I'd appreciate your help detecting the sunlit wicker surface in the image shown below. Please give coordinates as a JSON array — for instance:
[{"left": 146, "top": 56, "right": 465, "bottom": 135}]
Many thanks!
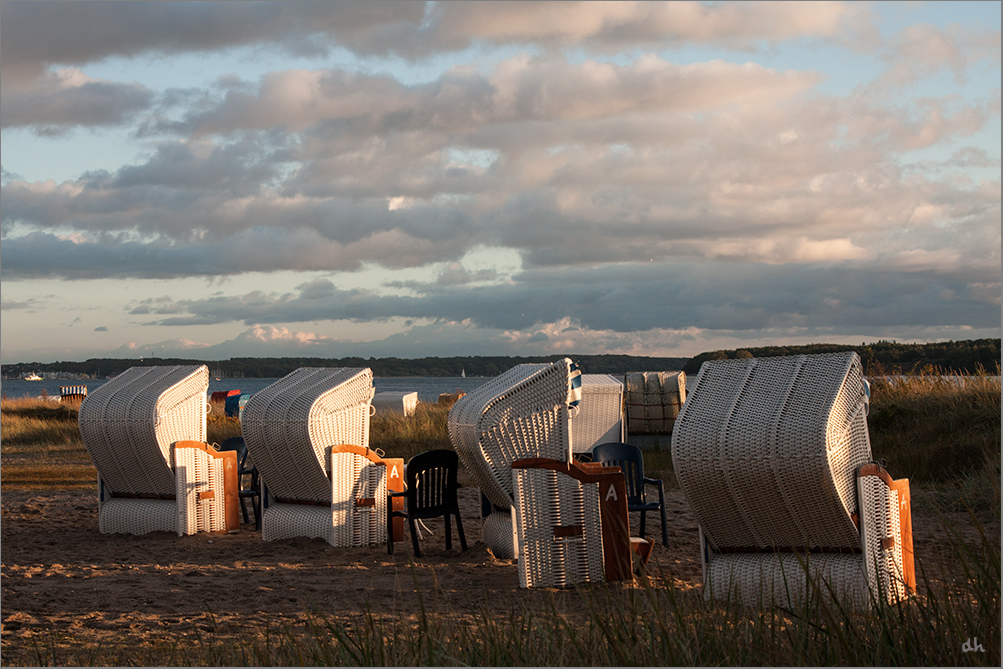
[
  {"left": 513, "top": 466, "right": 605, "bottom": 588},
  {"left": 449, "top": 359, "right": 577, "bottom": 511},
  {"left": 331, "top": 447, "right": 388, "bottom": 547},
  {"left": 672, "top": 352, "right": 871, "bottom": 551},
  {"left": 858, "top": 471, "right": 908, "bottom": 602},
  {"left": 79, "top": 365, "right": 209, "bottom": 497},
  {"left": 176, "top": 443, "right": 230, "bottom": 535},
  {"left": 572, "top": 374, "right": 624, "bottom": 453},
  {"left": 242, "top": 367, "right": 374, "bottom": 505}
]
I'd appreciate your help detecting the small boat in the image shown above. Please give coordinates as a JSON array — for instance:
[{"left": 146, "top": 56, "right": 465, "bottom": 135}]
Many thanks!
[
  {"left": 23, "top": 373, "right": 43, "bottom": 381},
  {"left": 461, "top": 368, "right": 466, "bottom": 378}
]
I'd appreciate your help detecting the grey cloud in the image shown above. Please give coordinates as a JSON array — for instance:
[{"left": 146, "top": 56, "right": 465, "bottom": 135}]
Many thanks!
[
  {"left": 1, "top": 1, "right": 874, "bottom": 85},
  {"left": 1, "top": 73, "right": 152, "bottom": 133},
  {"left": 0, "top": 1, "right": 427, "bottom": 82},
  {"left": 129, "top": 261, "right": 1001, "bottom": 336},
  {"left": 94, "top": 326, "right": 109, "bottom": 332}
]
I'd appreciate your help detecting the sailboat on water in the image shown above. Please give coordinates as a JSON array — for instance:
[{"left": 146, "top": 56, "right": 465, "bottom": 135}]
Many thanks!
[{"left": 461, "top": 368, "right": 466, "bottom": 378}]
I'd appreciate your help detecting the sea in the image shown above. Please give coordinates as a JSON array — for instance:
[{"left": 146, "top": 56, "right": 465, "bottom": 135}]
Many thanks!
[{"left": 1, "top": 376, "right": 492, "bottom": 403}]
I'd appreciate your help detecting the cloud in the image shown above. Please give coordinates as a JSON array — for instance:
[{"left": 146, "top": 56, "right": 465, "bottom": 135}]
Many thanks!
[
  {"left": 94, "top": 326, "right": 109, "bottom": 332},
  {"left": 1, "top": 68, "right": 152, "bottom": 134},
  {"left": 1, "top": 1, "right": 875, "bottom": 85},
  {"left": 123, "top": 260, "right": 999, "bottom": 337}
]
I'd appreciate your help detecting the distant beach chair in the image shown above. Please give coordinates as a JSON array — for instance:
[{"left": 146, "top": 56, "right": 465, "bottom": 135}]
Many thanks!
[
  {"left": 671, "top": 351, "right": 915, "bottom": 608},
  {"left": 572, "top": 374, "right": 625, "bottom": 454},
  {"left": 78, "top": 365, "right": 239, "bottom": 536},
  {"left": 241, "top": 367, "right": 404, "bottom": 546}
]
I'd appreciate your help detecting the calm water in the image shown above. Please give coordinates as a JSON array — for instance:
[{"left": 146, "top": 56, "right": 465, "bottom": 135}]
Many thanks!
[{"left": 1, "top": 376, "right": 492, "bottom": 403}]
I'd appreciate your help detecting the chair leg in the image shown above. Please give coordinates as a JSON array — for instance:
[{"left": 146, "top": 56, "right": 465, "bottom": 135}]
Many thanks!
[
  {"left": 659, "top": 504, "right": 668, "bottom": 548},
  {"left": 387, "top": 510, "right": 395, "bottom": 555},
  {"left": 410, "top": 517, "right": 422, "bottom": 557},
  {"left": 640, "top": 510, "right": 647, "bottom": 538},
  {"left": 454, "top": 509, "right": 467, "bottom": 552},
  {"left": 444, "top": 513, "right": 453, "bottom": 551}
]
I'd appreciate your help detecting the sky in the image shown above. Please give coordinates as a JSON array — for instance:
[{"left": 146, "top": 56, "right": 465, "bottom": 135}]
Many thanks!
[{"left": 1, "top": 1, "right": 1000, "bottom": 365}]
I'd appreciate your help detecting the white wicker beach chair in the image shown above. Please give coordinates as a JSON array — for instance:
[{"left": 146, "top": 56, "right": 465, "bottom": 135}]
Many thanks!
[
  {"left": 572, "top": 374, "right": 624, "bottom": 454},
  {"left": 449, "top": 359, "right": 581, "bottom": 556},
  {"left": 671, "top": 351, "right": 915, "bottom": 608},
  {"left": 511, "top": 458, "right": 641, "bottom": 588},
  {"left": 241, "top": 367, "right": 403, "bottom": 547},
  {"left": 78, "top": 365, "right": 239, "bottom": 536}
]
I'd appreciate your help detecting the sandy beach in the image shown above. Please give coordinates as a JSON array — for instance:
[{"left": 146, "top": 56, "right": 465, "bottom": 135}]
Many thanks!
[{"left": 1, "top": 479, "right": 994, "bottom": 665}]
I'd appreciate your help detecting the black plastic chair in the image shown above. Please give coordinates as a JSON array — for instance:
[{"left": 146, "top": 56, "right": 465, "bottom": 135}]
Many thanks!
[
  {"left": 388, "top": 449, "right": 467, "bottom": 557},
  {"left": 219, "top": 436, "right": 261, "bottom": 530},
  {"left": 591, "top": 442, "right": 668, "bottom": 547}
]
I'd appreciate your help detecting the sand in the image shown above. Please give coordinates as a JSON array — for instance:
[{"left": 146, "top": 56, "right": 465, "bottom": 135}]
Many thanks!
[{"left": 0, "top": 483, "right": 993, "bottom": 664}]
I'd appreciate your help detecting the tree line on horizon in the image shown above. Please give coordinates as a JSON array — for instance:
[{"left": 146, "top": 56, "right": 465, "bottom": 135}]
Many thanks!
[{"left": 2, "top": 339, "right": 998, "bottom": 379}]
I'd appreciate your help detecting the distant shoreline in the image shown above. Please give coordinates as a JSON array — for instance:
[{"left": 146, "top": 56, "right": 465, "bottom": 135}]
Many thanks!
[{"left": 1, "top": 338, "right": 998, "bottom": 379}]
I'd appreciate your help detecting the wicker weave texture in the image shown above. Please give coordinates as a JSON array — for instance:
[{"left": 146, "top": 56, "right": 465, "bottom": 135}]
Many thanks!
[
  {"left": 858, "top": 473, "right": 907, "bottom": 603},
  {"left": 176, "top": 446, "right": 229, "bottom": 536},
  {"left": 262, "top": 503, "right": 334, "bottom": 542},
  {"left": 482, "top": 510, "right": 516, "bottom": 559},
  {"left": 242, "top": 368, "right": 374, "bottom": 504},
  {"left": 572, "top": 374, "right": 624, "bottom": 453},
  {"left": 98, "top": 498, "right": 178, "bottom": 535},
  {"left": 449, "top": 360, "right": 576, "bottom": 510},
  {"left": 79, "top": 365, "right": 209, "bottom": 497},
  {"left": 513, "top": 467, "right": 605, "bottom": 588},
  {"left": 672, "top": 352, "right": 871, "bottom": 551},
  {"left": 626, "top": 371, "right": 686, "bottom": 435},
  {"left": 705, "top": 552, "right": 870, "bottom": 609},
  {"left": 331, "top": 451, "right": 388, "bottom": 547}
]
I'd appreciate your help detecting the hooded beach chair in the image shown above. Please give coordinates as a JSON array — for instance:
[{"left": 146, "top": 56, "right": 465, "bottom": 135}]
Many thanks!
[
  {"left": 241, "top": 367, "right": 404, "bottom": 547},
  {"left": 671, "top": 351, "right": 915, "bottom": 609},
  {"left": 449, "top": 359, "right": 581, "bottom": 557},
  {"left": 78, "top": 365, "right": 239, "bottom": 536}
]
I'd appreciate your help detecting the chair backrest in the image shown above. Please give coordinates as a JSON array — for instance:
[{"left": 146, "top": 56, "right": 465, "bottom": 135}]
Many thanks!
[
  {"left": 218, "top": 436, "right": 249, "bottom": 471},
  {"left": 405, "top": 449, "right": 460, "bottom": 515},
  {"left": 79, "top": 365, "right": 209, "bottom": 496},
  {"left": 241, "top": 367, "right": 374, "bottom": 504},
  {"left": 449, "top": 359, "right": 580, "bottom": 509},
  {"left": 591, "top": 442, "right": 645, "bottom": 506},
  {"left": 671, "top": 351, "right": 871, "bottom": 552}
]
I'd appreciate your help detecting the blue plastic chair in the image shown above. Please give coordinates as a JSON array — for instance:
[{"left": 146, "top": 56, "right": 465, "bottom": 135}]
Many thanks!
[{"left": 591, "top": 442, "right": 668, "bottom": 547}]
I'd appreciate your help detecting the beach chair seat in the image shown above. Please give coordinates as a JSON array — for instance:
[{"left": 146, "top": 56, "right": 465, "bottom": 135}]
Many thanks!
[
  {"left": 448, "top": 359, "right": 581, "bottom": 556},
  {"left": 79, "top": 365, "right": 239, "bottom": 536},
  {"left": 241, "top": 368, "right": 403, "bottom": 546},
  {"left": 671, "top": 351, "right": 914, "bottom": 608}
]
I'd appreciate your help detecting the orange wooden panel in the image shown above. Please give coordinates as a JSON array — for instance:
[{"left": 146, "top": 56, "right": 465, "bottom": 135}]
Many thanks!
[
  {"left": 889, "top": 477, "right": 915, "bottom": 593},
  {"left": 384, "top": 457, "right": 405, "bottom": 542}
]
